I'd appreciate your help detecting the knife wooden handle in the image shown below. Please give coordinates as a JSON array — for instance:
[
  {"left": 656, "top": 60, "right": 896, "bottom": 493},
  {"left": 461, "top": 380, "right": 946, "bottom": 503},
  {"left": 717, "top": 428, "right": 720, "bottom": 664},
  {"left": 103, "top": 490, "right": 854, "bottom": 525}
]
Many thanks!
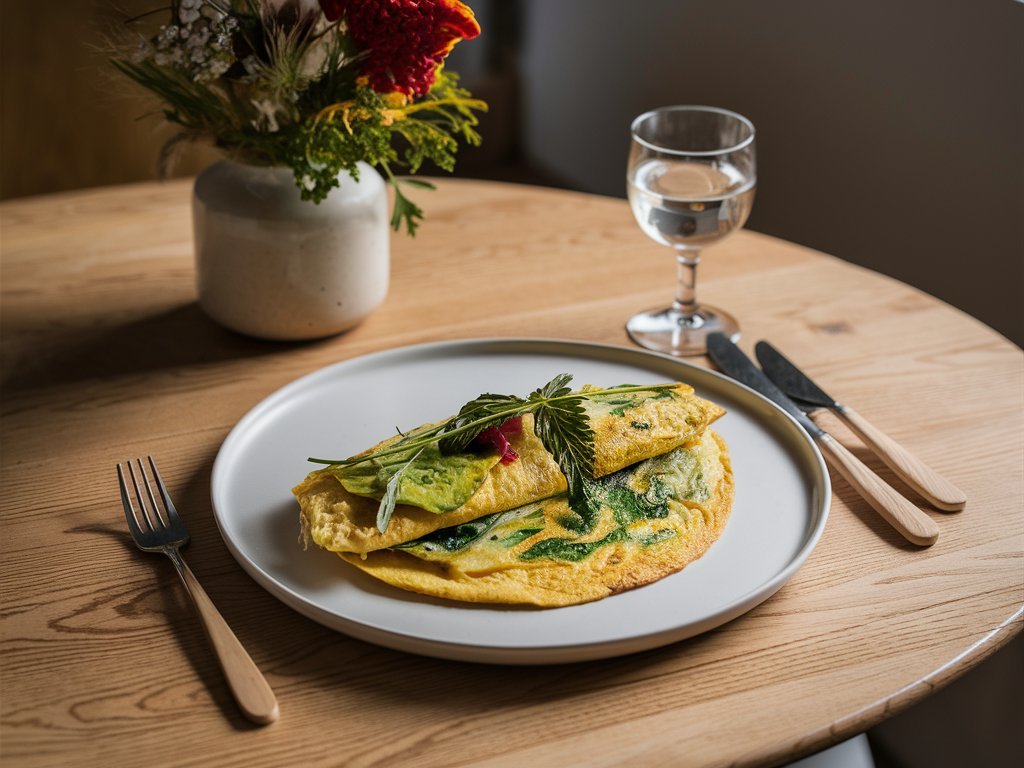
[
  {"left": 816, "top": 434, "right": 939, "bottom": 546},
  {"left": 837, "top": 406, "right": 967, "bottom": 511}
]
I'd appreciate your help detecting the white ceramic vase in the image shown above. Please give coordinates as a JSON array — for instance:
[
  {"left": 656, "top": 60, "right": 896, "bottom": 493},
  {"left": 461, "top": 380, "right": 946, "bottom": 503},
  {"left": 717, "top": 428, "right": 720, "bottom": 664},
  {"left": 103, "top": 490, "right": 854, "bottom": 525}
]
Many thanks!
[{"left": 192, "top": 159, "right": 389, "bottom": 341}]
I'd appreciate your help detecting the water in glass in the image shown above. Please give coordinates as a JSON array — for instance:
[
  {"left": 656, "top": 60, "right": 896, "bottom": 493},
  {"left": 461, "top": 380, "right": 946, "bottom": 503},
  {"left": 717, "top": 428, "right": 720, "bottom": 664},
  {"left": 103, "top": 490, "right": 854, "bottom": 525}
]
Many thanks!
[{"left": 624, "top": 106, "right": 756, "bottom": 356}]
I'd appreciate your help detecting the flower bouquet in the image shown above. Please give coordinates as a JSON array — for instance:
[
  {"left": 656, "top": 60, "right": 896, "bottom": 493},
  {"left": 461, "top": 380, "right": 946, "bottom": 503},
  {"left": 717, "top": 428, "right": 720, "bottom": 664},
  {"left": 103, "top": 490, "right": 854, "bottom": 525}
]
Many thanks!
[{"left": 111, "top": 0, "right": 486, "bottom": 234}]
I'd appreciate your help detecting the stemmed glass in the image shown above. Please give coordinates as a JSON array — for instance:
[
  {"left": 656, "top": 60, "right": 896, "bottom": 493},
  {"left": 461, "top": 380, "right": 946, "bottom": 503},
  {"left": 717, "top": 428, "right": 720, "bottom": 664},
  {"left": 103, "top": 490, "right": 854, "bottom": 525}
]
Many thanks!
[{"left": 626, "top": 105, "right": 756, "bottom": 356}]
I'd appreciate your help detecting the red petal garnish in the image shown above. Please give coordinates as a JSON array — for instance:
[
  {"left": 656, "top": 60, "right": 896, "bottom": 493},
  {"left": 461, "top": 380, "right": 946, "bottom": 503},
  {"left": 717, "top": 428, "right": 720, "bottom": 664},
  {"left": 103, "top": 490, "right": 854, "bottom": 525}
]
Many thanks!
[
  {"left": 473, "top": 420, "right": 520, "bottom": 464},
  {"left": 498, "top": 446, "right": 519, "bottom": 464},
  {"left": 499, "top": 415, "right": 523, "bottom": 436}
]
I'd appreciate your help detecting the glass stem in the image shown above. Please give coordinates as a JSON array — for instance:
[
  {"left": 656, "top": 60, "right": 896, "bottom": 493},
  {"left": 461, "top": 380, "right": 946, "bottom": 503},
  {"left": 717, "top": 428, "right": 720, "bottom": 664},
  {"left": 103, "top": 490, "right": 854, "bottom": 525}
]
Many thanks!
[{"left": 673, "top": 249, "right": 701, "bottom": 317}]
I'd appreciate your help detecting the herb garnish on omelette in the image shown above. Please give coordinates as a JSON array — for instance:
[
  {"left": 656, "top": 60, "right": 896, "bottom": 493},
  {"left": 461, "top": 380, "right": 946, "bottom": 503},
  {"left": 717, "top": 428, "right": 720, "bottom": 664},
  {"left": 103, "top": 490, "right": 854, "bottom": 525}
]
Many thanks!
[{"left": 293, "top": 374, "right": 733, "bottom": 606}]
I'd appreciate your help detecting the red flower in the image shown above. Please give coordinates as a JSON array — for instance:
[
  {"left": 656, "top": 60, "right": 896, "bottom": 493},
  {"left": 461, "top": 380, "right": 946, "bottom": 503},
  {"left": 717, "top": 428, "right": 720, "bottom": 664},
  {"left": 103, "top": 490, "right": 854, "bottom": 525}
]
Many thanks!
[
  {"left": 319, "top": 0, "right": 344, "bottom": 20},
  {"left": 326, "top": 0, "right": 480, "bottom": 95}
]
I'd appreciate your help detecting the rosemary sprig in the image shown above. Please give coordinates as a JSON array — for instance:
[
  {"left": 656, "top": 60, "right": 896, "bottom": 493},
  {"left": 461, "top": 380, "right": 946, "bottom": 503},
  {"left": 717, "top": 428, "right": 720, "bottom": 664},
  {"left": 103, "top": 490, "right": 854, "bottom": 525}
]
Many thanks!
[{"left": 307, "top": 376, "right": 677, "bottom": 531}]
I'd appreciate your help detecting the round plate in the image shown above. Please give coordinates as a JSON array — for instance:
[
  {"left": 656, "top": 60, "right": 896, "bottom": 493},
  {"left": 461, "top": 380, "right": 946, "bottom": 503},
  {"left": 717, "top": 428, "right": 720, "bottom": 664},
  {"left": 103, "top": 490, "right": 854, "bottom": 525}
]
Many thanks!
[{"left": 211, "top": 339, "right": 830, "bottom": 664}]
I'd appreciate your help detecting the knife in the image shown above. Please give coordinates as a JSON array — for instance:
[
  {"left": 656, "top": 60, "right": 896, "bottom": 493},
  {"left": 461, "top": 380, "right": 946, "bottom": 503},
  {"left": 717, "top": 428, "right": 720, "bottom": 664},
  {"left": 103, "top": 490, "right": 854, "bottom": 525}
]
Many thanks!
[
  {"left": 755, "top": 341, "right": 967, "bottom": 512},
  {"left": 706, "top": 333, "right": 938, "bottom": 546}
]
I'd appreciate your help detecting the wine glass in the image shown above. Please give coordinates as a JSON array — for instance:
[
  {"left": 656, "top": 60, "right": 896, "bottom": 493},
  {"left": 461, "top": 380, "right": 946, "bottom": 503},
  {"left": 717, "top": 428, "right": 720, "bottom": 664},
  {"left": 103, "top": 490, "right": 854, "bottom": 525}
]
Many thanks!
[{"left": 626, "top": 105, "right": 756, "bottom": 356}]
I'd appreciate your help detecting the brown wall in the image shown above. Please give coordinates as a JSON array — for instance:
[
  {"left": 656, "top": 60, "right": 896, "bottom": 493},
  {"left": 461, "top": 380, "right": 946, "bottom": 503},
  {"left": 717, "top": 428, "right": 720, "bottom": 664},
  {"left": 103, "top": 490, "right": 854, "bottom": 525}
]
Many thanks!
[{"left": 0, "top": 0, "right": 219, "bottom": 200}]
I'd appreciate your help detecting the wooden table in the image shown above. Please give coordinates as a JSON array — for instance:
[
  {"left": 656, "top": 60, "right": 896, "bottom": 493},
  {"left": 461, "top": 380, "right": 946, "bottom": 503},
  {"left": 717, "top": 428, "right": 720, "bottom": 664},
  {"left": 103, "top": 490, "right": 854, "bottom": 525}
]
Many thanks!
[{"left": 2, "top": 179, "right": 1021, "bottom": 767}]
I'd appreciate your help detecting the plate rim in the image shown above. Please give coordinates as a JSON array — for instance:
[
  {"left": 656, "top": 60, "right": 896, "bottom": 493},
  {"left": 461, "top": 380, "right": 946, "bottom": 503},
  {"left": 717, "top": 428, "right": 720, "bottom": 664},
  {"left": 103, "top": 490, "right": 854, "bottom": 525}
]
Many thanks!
[{"left": 211, "top": 337, "right": 831, "bottom": 664}]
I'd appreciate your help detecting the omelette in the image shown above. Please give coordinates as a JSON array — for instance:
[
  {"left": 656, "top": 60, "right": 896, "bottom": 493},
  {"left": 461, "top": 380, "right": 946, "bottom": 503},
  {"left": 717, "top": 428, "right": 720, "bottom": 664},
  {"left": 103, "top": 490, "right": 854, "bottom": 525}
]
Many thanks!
[
  {"left": 340, "top": 430, "right": 733, "bottom": 607},
  {"left": 294, "top": 378, "right": 733, "bottom": 606}
]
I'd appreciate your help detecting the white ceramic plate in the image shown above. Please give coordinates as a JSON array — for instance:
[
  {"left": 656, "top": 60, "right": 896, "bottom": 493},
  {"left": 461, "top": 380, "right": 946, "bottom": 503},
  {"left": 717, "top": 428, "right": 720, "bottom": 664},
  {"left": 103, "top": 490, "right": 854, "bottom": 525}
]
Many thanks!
[{"left": 211, "top": 339, "right": 830, "bottom": 664}]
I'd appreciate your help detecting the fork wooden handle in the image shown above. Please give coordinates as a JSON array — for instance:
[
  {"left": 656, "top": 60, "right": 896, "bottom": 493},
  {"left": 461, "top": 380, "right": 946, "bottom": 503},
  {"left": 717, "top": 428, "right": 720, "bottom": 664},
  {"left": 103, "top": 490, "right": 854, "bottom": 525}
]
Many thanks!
[
  {"left": 171, "top": 552, "right": 280, "bottom": 725},
  {"left": 837, "top": 405, "right": 967, "bottom": 511},
  {"left": 817, "top": 434, "right": 939, "bottom": 547}
]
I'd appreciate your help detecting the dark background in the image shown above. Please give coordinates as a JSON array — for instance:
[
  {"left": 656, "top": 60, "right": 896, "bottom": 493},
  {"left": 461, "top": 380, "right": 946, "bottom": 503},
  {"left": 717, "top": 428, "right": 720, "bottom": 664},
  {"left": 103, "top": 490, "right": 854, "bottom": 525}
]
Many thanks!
[
  {"left": 444, "top": 0, "right": 1023, "bottom": 348},
  {"left": 2, "top": 2, "right": 1022, "bottom": 765}
]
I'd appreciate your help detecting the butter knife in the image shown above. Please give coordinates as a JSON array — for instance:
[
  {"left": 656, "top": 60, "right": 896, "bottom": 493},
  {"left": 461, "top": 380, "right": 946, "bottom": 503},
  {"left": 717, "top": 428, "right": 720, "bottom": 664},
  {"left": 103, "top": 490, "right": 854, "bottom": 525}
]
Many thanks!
[
  {"left": 707, "top": 333, "right": 939, "bottom": 546},
  {"left": 755, "top": 341, "right": 966, "bottom": 512}
]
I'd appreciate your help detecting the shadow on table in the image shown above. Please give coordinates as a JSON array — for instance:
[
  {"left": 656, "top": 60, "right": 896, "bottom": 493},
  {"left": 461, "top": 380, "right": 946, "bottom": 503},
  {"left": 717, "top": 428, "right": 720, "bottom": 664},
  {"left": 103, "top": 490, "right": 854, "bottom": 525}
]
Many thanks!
[
  {"left": 2, "top": 303, "right": 308, "bottom": 394},
  {"left": 826, "top": 443, "right": 965, "bottom": 552}
]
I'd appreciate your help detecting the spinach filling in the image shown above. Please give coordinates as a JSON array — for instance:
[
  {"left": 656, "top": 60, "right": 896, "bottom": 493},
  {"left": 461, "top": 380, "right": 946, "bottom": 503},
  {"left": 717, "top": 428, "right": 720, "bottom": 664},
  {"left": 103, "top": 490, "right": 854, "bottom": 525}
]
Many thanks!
[
  {"left": 396, "top": 505, "right": 546, "bottom": 553},
  {"left": 395, "top": 444, "right": 709, "bottom": 563}
]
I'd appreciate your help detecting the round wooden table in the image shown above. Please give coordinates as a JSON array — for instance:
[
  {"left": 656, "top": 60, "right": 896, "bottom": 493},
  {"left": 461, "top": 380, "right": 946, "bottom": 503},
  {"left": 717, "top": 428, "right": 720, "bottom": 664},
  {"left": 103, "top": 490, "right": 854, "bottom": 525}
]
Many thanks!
[{"left": 1, "top": 178, "right": 1021, "bottom": 767}]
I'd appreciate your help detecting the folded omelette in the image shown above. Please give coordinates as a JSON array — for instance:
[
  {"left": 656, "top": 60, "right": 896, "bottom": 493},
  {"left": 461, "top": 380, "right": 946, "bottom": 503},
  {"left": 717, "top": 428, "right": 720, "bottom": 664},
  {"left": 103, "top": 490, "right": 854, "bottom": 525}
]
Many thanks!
[
  {"left": 341, "top": 430, "right": 733, "bottom": 607},
  {"left": 294, "top": 381, "right": 732, "bottom": 606}
]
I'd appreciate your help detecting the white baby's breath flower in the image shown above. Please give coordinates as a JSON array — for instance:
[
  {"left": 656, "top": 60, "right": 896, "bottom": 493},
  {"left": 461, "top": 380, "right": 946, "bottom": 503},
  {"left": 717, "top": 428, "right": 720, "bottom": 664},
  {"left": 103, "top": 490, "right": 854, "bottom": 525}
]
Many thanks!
[
  {"left": 301, "top": 174, "right": 316, "bottom": 191},
  {"left": 179, "top": 0, "right": 203, "bottom": 25},
  {"left": 214, "top": 18, "right": 238, "bottom": 48},
  {"left": 154, "top": 48, "right": 185, "bottom": 67},
  {"left": 200, "top": 0, "right": 228, "bottom": 22},
  {"left": 186, "top": 25, "right": 211, "bottom": 52},
  {"left": 148, "top": 8, "right": 239, "bottom": 83},
  {"left": 207, "top": 58, "right": 232, "bottom": 79},
  {"left": 157, "top": 24, "right": 178, "bottom": 46}
]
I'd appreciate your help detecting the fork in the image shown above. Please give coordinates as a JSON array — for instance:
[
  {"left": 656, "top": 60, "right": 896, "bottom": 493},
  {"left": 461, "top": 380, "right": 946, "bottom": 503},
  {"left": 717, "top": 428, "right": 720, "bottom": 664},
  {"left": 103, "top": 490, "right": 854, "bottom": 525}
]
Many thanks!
[{"left": 118, "top": 456, "right": 279, "bottom": 725}]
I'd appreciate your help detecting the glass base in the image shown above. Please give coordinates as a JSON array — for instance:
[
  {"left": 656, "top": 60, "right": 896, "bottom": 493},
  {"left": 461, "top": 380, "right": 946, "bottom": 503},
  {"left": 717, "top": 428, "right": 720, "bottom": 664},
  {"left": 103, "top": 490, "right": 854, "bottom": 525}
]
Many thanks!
[{"left": 626, "top": 304, "right": 740, "bottom": 356}]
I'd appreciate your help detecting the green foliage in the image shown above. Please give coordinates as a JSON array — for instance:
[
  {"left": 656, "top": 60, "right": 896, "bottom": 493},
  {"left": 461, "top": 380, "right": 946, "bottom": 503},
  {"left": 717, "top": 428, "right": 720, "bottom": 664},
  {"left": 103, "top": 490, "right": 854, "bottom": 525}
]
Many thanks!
[
  {"left": 289, "top": 73, "right": 486, "bottom": 234},
  {"left": 110, "top": 5, "right": 486, "bottom": 235},
  {"left": 286, "top": 86, "right": 397, "bottom": 199}
]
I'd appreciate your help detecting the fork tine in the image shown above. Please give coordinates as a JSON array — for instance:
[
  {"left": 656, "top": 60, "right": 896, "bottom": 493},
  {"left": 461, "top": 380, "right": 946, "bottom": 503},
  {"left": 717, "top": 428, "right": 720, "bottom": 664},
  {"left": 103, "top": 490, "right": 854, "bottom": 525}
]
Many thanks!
[
  {"left": 127, "top": 460, "right": 157, "bottom": 532},
  {"left": 136, "top": 457, "right": 169, "bottom": 529},
  {"left": 118, "top": 463, "right": 146, "bottom": 540},
  {"left": 147, "top": 456, "right": 183, "bottom": 530}
]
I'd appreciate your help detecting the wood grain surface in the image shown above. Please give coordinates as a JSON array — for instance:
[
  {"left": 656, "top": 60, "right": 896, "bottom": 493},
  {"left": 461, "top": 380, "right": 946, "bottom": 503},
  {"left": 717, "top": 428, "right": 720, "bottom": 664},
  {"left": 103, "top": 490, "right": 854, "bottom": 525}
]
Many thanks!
[{"left": 1, "top": 178, "right": 1021, "bottom": 768}]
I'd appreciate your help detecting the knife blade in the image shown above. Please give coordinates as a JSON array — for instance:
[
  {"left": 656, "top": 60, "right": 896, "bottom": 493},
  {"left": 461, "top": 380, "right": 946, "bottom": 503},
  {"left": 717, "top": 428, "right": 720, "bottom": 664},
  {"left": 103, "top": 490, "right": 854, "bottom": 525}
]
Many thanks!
[
  {"left": 706, "top": 333, "right": 938, "bottom": 546},
  {"left": 755, "top": 341, "right": 966, "bottom": 512}
]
